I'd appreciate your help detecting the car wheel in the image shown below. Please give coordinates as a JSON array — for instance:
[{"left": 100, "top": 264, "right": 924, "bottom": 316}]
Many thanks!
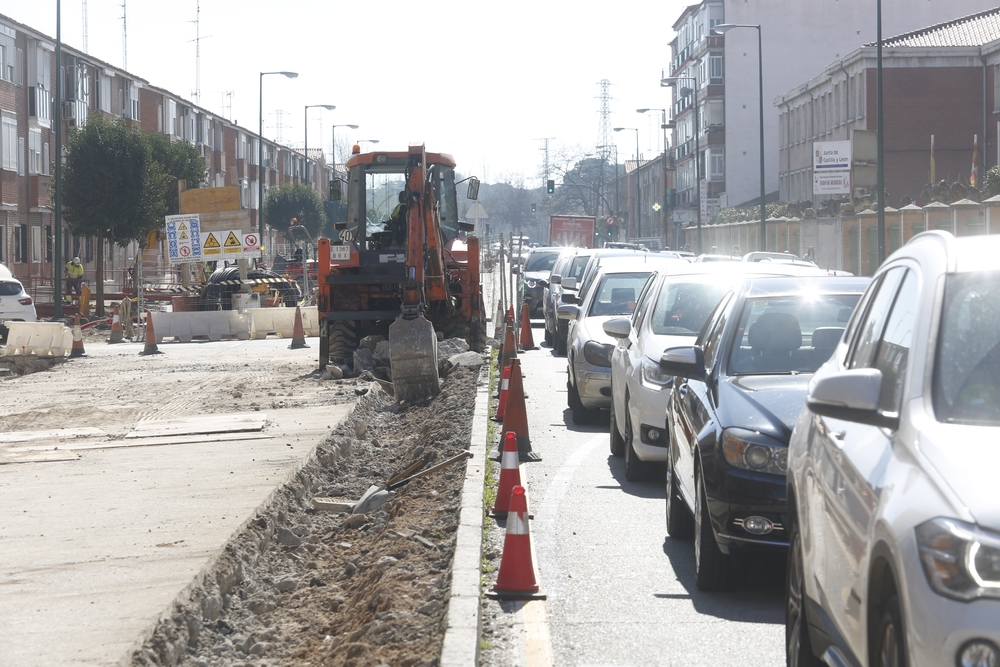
[
  {"left": 544, "top": 326, "right": 553, "bottom": 346},
  {"left": 694, "top": 471, "right": 737, "bottom": 591},
  {"left": 567, "top": 376, "right": 597, "bottom": 425},
  {"left": 872, "top": 594, "right": 907, "bottom": 667},
  {"left": 665, "top": 456, "right": 694, "bottom": 538},
  {"left": 609, "top": 394, "right": 626, "bottom": 457},
  {"left": 555, "top": 322, "right": 567, "bottom": 356},
  {"left": 623, "top": 403, "right": 648, "bottom": 482},
  {"left": 786, "top": 524, "right": 822, "bottom": 667}
]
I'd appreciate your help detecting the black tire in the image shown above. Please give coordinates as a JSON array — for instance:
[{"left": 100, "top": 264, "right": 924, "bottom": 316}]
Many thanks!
[
  {"left": 872, "top": 594, "right": 907, "bottom": 667},
  {"left": 544, "top": 326, "right": 553, "bottom": 346},
  {"left": 567, "top": 377, "right": 598, "bottom": 425},
  {"left": 555, "top": 322, "right": 568, "bottom": 356},
  {"left": 786, "top": 524, "right": 823, "bottom": 667},
  {"left": 609, "top": 395, "right": 626, "bottom": 457},
  {"left": 623, "top": 402, "right": 648, "bottom": 482},
  {"left": 665, "top": 456, "right": 694, "bottom": 538},
  {"left": 694, "top": 472, "right": 737, "bottom": 591},
  {"left": 329, "top": 320, "right": 358, "bottom": 364}
]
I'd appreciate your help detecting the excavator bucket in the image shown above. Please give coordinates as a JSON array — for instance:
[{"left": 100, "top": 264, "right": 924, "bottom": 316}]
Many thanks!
[{"left": 389, "top": 314, "right": 440, "bottom": 403}]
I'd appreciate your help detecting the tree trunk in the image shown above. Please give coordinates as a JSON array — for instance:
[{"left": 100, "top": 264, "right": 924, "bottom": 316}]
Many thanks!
[{"left": 96, "top": 232, "right": 105, "bottom": 316}]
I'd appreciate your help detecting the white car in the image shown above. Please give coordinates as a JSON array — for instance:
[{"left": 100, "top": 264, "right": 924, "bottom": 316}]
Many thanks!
[
  {"left": 0, "top": 264, "right": 37, "bottom": 340},
  {"left": 787, "top": 230, "right": 1000, "bottom": 667}
]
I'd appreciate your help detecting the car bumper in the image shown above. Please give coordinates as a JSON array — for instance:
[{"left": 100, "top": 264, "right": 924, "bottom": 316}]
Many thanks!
[
  {"left": 706, "top": 467, "right": 788, "bottom": 554},
  {"left": 576, "top": 363, "right": 612, "bottom": 409},
  {"left": 628, "top": 384, "right": 671, "bottom": 462}
]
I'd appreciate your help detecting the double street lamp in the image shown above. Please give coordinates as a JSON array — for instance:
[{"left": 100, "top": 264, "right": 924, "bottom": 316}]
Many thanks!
[
  {"left": 259, "top": 71, "right": 298, "bottom": 251},
  {"left": 637, "top": 108, "right": 670, "bottom": 246},
  {"left": 661, "top": 76, "right": 701, "bottom": 253},
  {"left": 304, "top": 104, "right": 335, "bottom": 188},
  {"left": 714, "top": 23, "right": 766, "bottom": 251},
  {"left": 331, "top": 123, "right": 359, "bottom": 166},
  {"left": 613, "top": 127, "right": 641, "bottom": 237}
]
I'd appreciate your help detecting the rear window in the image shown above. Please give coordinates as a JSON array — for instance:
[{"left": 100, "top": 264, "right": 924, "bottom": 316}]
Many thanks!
[
  {"left": 650, "top": 278, "right": 737, "bottom": 336},
  {"left": 524, "top": 251, "right": 560, "bottom": 273},
  {"left": 933, "top": 271, "right": 1000, "bottom": 425},
  {"left": 0, "top": 281, "right": 23, "bottom": 296},
  {"left": 588, "top": 273, "right": 652, "bottom": 317}
]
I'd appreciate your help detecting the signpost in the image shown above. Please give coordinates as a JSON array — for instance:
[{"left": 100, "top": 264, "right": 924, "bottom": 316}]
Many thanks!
[
  {"left": 164, "top": 214, "right": 202, "bottom": 264},
  {"left": 813, "top": 141, "right": 852, "bottom": 196}
]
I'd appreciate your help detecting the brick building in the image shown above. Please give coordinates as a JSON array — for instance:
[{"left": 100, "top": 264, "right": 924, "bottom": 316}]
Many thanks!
[{"left": 0, "top": 13, "right": 333, "bottom": 305}]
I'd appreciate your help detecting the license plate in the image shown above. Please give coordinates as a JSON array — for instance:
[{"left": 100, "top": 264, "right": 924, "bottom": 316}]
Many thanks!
[{"left": 330, "top": 245, "right": 351, "bottom": 261}]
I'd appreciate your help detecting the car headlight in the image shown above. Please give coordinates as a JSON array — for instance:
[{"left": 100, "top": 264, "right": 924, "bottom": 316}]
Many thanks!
[
  {"left": 916, "top": 518, "right": 1000, "bottom": 601},
  {"left": 641, "top": 356, "right": 673, "bottom": 389},
  {"left": 583, "top": 341, "right": 614, "bottom": 367},
  {"left": 524, "top": 279, "right": 538, "bottom": 289},
  {"left": 721, "top": 427, "right": 788, "bottom": 475}
]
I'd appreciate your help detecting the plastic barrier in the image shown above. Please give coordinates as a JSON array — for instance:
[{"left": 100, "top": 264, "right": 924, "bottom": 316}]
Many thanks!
[
  {"left": 2, "top": 322, "right": 74, "bottom": 356},
  {"left": 248, "top": 306, "right": 319, "bottom": 339},
  {"left": 149, "top": 311, "right": 250, "bottom": 343}
]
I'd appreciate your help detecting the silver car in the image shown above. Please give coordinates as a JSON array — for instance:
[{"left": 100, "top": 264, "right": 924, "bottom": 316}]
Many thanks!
[
  {"left": 0, "top": 264, "right": 37, "bottom": 341},
  {"left": 787, "top": 230, "right": 1000, "bottom": 667}
]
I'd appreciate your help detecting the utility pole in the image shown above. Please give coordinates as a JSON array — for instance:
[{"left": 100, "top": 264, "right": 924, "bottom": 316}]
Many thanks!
[
  {"left": 538, "top": 137, "right": 554, "bottom": 190},
  {"left": 120, "top": 0, "right": 127, "bottom": 70},
  {"left": 597, "top": 79, "right": 613, "bottom": 216},
  {"left": 81, "top": 0, "right": 87, "bottom": 52}
]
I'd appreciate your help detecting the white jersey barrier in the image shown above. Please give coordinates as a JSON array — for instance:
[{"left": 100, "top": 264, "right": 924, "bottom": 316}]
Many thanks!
[
  {"left": 2, "top": 322, "right": 74, "bottom": 356},
  {"left": 248, "top": 306, "right": 319, "bottom": 339},
  {"left": 150, "top": 311, "right": 250, "bottom": 343}
]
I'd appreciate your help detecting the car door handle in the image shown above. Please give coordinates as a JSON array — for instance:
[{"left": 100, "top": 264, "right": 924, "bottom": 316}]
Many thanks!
[{"left": 678, "top": 383, "right": 689, "bottom": 396}]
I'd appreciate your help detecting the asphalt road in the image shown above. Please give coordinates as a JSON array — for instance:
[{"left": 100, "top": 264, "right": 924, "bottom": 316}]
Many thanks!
[{"left": 517, "top": 321, "right": 787, "bottom": 667}]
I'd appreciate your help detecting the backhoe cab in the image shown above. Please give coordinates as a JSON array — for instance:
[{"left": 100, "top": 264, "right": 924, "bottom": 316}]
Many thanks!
[{"left": 318, "top": 144, "right": 484, "bottom": 402}]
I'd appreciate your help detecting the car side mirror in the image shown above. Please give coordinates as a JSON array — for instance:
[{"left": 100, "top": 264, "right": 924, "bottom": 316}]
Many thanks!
[
  {"left": 602, "top": 317, "right": 631, "bottom": 339},
  {"left": 659, "top": 346, "right": 706, "bottom": 382},
  {"left": 550, "top": 274, "right": 562, "bottom": 285},
  {"left": 562, "top": 277, "right": 577, "bottom": 290},
  {"left": 806, "top": 368, "right": 899, "bottom": 430},
  {"left": 466, "top": 177, "right": 480, "bottom": 200},
  {"left": 538, "top": 279, "right": 549, "bottom": 288},
  {"left": 511, "top": 265, "right": 520, "bottom": 275},
  {"left": 328, "top": 179, "right": 343, "bottom": 201},
  {"left": 557, "top": 304, "right": 580, "bottom": 321},
  {"left": 561, "top": 292, "right": 578, "bottom": 305}
]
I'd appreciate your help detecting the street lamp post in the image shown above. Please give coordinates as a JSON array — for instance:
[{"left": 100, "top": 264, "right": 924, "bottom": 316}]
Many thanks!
[
  {"left": 303, "top": 104, "right": 335, "bottom": 189},
  {"left": 259, "top": 71, "right": 298, "bottom": 257},
  {"left": 661, "top": 76, "right": 702, "bottom": 253},
  {"left": 598, "top": 143, "right": 621, "bottom": 239},
  {"left": 638, "top": 108, "right": 670, "bottom": 247},
  {"left": 715, "top": 23, "right": 766, "bottom": 251},
  {"left": 330, "top": 123, "right": 359, "bottom": 166},
  {"left": 613, "top": 127, "right": 641, "bottom": 238}
]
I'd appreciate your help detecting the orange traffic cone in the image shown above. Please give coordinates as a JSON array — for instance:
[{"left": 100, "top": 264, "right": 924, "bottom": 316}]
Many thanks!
[
  {"left": 70, "top": 315, "right": 86, "bottom": 357},
  {"left": 498, "top": 324, "right": 518, "bottom": 380},
  {"left": 289, "top": 306, "right": 309, "bottom": 349},
  {"left": 507, "top": 304, "right": 515, "bottom": 324},
  {"left": 138, "top": 312, "right": 162, "bottom": 356},
  {"left": 499, "top": 358, "right": 540, "bottom": 462},
  {"left": 493, "top": 362, "right": 511, "bottom": 421},
  {"left": 488, "top": 486, "right": 545, "bottom": 600},
  {"left": 519, "top": 302, "right": 535, "bottom": 350},
  {"left": 108, "top": 303, "right": 124, "bottom": 344},
  {"left": 491, "top": 432, "right": 522, "bottom": 518}
]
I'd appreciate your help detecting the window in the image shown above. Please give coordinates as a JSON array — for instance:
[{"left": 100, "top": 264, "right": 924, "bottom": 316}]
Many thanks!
[
  {"left": 99, "top": 72, "right": 112, "bottom": 113},
  {"left": 238, "top": 133, "right": 246, "bottom": 160},
  {"left": 872, "top": 271, "right": 917, "bottom": 413},
  {"left": 1, "top": 111, "right": 15, "bottom": 171},
  {"left": 14, "top": 223, "right": 26, "bottom": 262},
  {"left": 43, "top": 141, "right": 49, "bottom": 175},
  {"left": 44, "top": 224, "right": 52, "bottom": 262},
  {"left": 709, "top": 54, "right": 723, "bottom": 84},
  {"left": 710, "top": 149, "right": 724, "bottom": 181},
  {"left": 18, "top": 136, "right": 24, "bottom": 175},
  {"left": 250, "top": 138, "right": 258, "bottom": 166},
  {"left": 28, "top": 127, "right": 40, "bottom": 174},
  {"left": 31, "top": 226, "right": 41, "bottom": 262},
  {"left": 0, "top": 45, "right": 7, "bottom": 82},
  {"left": 849, "top": 266, "right": 905, "bottom": 369},
  {"left": 130, "top": 84, "right": 140, "bottom": 120},
  {"left": 701, "top": 293, "right": 734, "bottom": 370}
]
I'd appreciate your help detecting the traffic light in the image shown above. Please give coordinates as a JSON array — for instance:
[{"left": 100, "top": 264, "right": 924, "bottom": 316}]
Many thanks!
[
  {"left": 531, "top": 203, "right": 536, "bottom": 213},
  {"left": 546, "top": 179, "right": 555, "bottom": 194}
]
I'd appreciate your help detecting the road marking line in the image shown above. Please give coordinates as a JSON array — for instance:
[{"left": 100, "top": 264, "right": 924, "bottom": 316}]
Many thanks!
[{"left": 522, "top": 599, "right": 554, "bottom": 667}]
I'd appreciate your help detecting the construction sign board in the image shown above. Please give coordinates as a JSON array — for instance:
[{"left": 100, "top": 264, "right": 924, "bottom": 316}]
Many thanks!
[
  {"left": 179, "top": 186, "right": 242, "bottom": 214},
  {"left": 200, "top": 230, "right": 261, "bottom": 260},
  {"left": 164, "top": 214, "right": 203, "bottom": 264}
]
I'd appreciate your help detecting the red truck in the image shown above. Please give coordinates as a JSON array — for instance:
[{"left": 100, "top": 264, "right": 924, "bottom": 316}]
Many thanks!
[{"left": 548, "top": 215, "right": 596, "bottom": 248}]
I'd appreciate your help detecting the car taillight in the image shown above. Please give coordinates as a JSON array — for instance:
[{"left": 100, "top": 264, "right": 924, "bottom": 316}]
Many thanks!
[{"left": 18, "top": 297, "right": 32, "bottom": 305}]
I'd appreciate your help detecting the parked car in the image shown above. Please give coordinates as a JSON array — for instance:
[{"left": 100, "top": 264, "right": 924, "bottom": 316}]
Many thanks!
[
  {"left": 0, "top": 264, "right": 37, "bottom": 341},
  {"left": 518, "top": 247, "right": 562, "bottom": 318},
  {"left": 559, "top": 266, "right": 656, "bottom": 424},
  {"left": 603, "top": 262, "right": 831, "bottom": 481},
  {"left": 660, "top": 275, "right": 868, "bottom": 590},
  {"left": 693, "top": 253, "right": 740, "bottom": 263},
  {"left": 742, "top": 251, "right": 799, "bottom": 262},
  {"left": 786, "top": 231, "right": 1000, "bottom": 667},
  {"left": 543, "top": 248, "right": 593, "bottom": 349}
]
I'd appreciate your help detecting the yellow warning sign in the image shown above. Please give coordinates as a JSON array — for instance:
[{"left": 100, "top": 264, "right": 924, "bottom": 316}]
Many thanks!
[
  {"left": 179, "top": 222, "right": 188, "bottom": 231},
  {"left": 224, "top": 232, "right": 241, "bottom": 247},
  {"left": 179, "top": 231, "right": 189, "bottom": 240},
  {"left": 223, "top": 231, "right": 242, "bottom": 255},
  {"left": 204, "top": 233, "right": 221, "bottom": 248}
]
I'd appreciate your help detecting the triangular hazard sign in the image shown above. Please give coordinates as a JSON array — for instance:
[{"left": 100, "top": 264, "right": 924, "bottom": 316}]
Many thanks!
[
  {"left": 224, "top": 232, "right": 242, "bottom": 248},
  {"left": 204, "top": 233, "right": 221, "bottom": 248},
  {"left": 179, "top": 222, "right": 187, "bottom": 231},
  {"left": 179, "top": 232, "right": 189, "bottom": 240}
]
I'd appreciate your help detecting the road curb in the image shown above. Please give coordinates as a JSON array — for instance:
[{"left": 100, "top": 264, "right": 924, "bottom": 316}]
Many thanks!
[{"left": 440, "top": 361, "right": 489, "bottom": 666}]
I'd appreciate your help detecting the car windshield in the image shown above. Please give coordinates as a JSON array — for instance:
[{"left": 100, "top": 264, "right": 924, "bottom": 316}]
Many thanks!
[
  {"left": 524, "top": 251, "right": 560, "bottom": 273},
  {"left": 0, "top": 281, "right": 22, "bottom": 296},
  {"left": 588, "top": 273, "right": 652, "bottom": 317},
  {"left": 728, "top": 294, "right": 861, "bottom": 375},
  {"left": 933, "top": 271, "right": 1000, "bottom": 425},
  {"left": 650, "top": 278, "right": 736, "bottom": 336}
]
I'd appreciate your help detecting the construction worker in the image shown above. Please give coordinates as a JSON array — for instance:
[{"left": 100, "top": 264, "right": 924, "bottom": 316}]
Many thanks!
[
  {"left": 389, "top": 191, "right": 408, "bottom": 245},
  {"left": 65, "top": 256, "right": 84, "bottom": 302}
]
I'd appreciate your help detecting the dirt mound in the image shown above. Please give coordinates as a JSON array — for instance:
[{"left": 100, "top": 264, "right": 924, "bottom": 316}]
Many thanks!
[{"left": 130, "top": 361, "right": 483, "bottom": 667}]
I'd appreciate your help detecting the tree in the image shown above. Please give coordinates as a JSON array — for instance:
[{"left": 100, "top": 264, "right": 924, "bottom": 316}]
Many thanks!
[
  {"left": 62, "top": 115, "right": 167, "bottom": 314},
  {"left": 263, "top": 183, "right": 326, "bottom": 237},
  {"left": 145, "top": 131, "right": 208, "bottom": 215}
]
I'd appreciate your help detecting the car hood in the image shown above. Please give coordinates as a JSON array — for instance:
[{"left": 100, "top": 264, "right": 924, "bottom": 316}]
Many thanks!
[
  {"left": 720, "top": 375, "right": 812, "bottom": 442},
  {"left": 580, "top": 316, "right": 619, "bottom": 346},
  {"left": 523, "top": 271, "right": 550, "bottom": 282},
  {"left": 919, "top": 424, "right": 1000, "bottom": 531}
]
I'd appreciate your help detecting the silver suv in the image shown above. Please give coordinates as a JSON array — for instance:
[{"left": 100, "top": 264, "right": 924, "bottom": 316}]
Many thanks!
[
  {"left": 786, "top": 231, "right": 1000, "bottom": 667},
  {"left": 0, "top": 263, "right": 36, "bottom": 341}
]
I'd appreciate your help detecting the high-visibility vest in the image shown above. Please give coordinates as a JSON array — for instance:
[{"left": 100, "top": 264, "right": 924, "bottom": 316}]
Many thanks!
[{"left": 66, "top": 262, "right": 84, "bottom": 279}]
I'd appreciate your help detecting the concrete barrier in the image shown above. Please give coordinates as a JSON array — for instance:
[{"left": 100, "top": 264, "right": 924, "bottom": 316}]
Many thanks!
[
  {"left": 149, "top": 311, "right": 250, "bottom": 343},
  {"left": 2, "top": 322, "right": 75, "bottom": 356},
  {"left": 248, "top": 306, "right": 319, "bottom": 339}
]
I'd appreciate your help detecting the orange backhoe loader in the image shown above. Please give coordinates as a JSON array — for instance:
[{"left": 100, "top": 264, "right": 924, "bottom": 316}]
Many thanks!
[{"left": 317, "top": 143, "right": 484, "bottom": 402}]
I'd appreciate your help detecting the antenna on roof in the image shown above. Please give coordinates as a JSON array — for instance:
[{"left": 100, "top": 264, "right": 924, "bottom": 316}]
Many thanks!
[
  {"left": 81, "top": 0, "right": 88, "bottom": 52},
  {"left": 188, "top": 0, "right": 212, "bottom": 105},
  {"left": 120, "top": 0, "right": 127, "bottom": 69}
]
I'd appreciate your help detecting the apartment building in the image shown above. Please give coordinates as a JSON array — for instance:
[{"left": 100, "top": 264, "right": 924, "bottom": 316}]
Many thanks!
[
  {"left": 778, "top": 8, "right": 1000, "bottom": 206},
  {"left": 0, "top": 13, "right": 332, "bottom": 301},
  {"left": 665, "top": 0, "right": 998, "bottom": 237}
]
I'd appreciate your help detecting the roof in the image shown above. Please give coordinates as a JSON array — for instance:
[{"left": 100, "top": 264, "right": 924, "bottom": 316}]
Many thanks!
[{"left": 868, "top": 7, "right": 1000, "bottom": 48}]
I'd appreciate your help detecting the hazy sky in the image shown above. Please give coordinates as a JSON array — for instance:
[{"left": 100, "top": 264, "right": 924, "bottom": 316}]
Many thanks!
[{"left": 1, "top": 1, "right": 690, "bottom": 185}]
